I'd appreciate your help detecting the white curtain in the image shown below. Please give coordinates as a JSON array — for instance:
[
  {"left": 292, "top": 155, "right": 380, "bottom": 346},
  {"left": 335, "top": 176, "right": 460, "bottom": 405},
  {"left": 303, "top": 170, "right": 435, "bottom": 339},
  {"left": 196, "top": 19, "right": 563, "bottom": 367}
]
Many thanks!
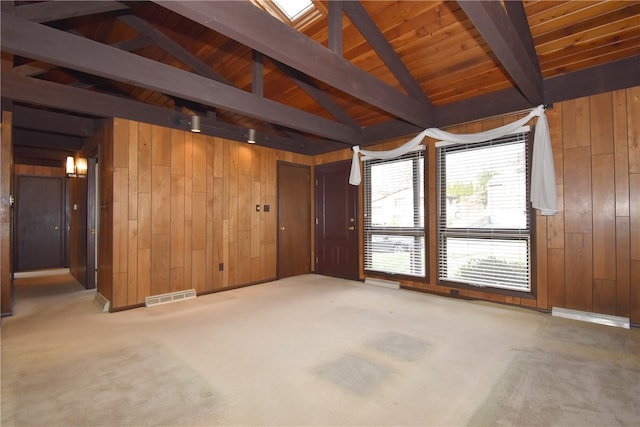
[{"left": 349, "top": 105, "right": 557, "bottom": 215}]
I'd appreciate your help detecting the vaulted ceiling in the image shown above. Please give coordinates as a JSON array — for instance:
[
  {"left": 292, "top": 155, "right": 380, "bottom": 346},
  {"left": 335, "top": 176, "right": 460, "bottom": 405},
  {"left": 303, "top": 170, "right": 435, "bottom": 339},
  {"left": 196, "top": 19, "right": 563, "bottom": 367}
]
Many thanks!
[{"left": 2, "top": 0, "right": 639, "bottom": 162}]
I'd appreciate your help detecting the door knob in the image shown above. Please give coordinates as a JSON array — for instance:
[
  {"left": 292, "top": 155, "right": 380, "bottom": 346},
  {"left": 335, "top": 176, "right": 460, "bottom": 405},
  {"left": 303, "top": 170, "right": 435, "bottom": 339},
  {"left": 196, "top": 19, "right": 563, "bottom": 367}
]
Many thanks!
[
  {"left": 348, "top": 226, "right": 355, "bottom": 231},
  {"left": 54, "top": 226, "right": 61, "bottom": 230},
  {"left": 280, "top": 226, "right": 286, "bottom": 231}
]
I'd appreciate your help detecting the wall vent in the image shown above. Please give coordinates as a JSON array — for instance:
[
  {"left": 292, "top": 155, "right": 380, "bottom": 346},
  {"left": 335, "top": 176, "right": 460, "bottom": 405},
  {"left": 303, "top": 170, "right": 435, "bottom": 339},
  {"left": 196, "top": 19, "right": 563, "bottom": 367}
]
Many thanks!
[
  {"left": 364, "top": 277, "right": 400, "bottom": 290},
  {"left": 145, "top": 289, "right": 197, "bottom": 307},
  {"left": 552, "top": 307, "right": 630, "bottom": 329}
]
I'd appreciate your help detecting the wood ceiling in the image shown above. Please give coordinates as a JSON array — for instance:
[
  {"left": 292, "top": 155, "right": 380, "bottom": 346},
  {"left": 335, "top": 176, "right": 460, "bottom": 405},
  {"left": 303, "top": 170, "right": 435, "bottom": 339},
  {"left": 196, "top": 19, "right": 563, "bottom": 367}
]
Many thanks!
[{"left": 2, "top": 0, "right": 639, "bottom": 159}]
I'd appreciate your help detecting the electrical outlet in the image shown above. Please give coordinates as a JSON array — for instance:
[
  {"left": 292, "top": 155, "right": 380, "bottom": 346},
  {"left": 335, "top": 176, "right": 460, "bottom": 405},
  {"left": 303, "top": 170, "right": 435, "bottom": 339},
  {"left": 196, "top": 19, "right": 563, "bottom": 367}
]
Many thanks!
[{"left": 219, "top": 263, "right": 224, "bottom": 271}]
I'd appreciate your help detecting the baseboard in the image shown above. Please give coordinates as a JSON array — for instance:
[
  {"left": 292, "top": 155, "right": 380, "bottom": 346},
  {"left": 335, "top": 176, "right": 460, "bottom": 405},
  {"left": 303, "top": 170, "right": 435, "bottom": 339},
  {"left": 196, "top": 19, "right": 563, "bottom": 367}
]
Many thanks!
[
  {"left": 552, "top": 307, "right": 630, "bottom": 329},
  {"left": 14, "top": 268, "right": 70, "bottom": 278},
  {"left": 94, "top": 292, "right": 110, "bottom": 313},
  {"left": 364, "top": 277, "right": 400, "bottom": 290}
]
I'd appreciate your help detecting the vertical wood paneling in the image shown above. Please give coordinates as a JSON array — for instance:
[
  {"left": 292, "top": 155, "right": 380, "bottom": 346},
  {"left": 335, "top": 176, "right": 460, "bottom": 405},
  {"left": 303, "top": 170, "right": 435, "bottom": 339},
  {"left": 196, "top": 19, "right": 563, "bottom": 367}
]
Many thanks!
[
  {"left": 615, "top": 216, "right": 630, "bottom": 317},
  {"left": 1, "top": 111, "right": 12, "bottom": 315},
  {"left": 627, "top": 86, "right": 640, "bottom": 174},
  {"left": 613, "top": 90, "right": 629, "bottom": 217},
  {"left": 535, "top": 214, "right": 548, "bottom": 308},
  {"left": 127, "top": 219, "right": 138, "bottom": 304},
  {"left": 547, "top": 248, "right": 565, "bottom": 308},
  {"left": 205, "top": 137, "right": 215, "bottom": 291},
  {"left": 564, "top": 232, "right": 593, "bottom": 311},
  {"left": 564, "top": 147, "right": 592, "bottom": 233},
  {"left": 591, "top": 154, "right": 616, "bottom": 278},
  {"left": 562, "top": 97, "right": 590, "bottom": 149},
  {"left": 630, "top": 174, "right": 640, "bottom": 321},
  {"left": 97, "top": 122, "right": 114, "bottom": 305},
  {"left": 112, "top": 167, "right": 128, "bottom": 308},
  {"left": 628, "top": 87, "right": 640, "bottom": 322},
  {"left": 171, "top": 130, "right": 185, "bottom": 292},
  {"left": 184, "top": 133, "right": 193, "bottom": 292},
  {"left": 137, "top": 122, "right": 152, "bottom": 301},
  {"left": 590, "top": 93, "right": 614, "bottom": 155}
]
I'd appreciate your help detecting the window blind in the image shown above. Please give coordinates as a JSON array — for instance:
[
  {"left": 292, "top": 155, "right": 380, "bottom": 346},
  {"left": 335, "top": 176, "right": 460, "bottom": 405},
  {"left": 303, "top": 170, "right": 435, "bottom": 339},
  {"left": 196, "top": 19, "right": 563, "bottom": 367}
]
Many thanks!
[
  {"left": 436, "top": 132, "right": 531, "bottom": 292},
  {"left": 363, "top": 151, "right": 425, "bottom": 277}
]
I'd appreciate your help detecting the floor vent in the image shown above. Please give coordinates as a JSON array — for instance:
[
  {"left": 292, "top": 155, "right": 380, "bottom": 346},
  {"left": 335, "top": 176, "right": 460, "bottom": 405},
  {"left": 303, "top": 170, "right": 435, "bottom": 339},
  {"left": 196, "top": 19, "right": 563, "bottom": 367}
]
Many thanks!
[
  {"left": 94, "top": 292, "right": 110, "bottom": 313},
  {"left": 145, "top": 289, "right": 197, "bottom": 307},
  {"left": 552, "top": 307, "right": 630, "bottom": 329},
  {"left": 364, "top": 277, "right": 400, "bottom": 290}
]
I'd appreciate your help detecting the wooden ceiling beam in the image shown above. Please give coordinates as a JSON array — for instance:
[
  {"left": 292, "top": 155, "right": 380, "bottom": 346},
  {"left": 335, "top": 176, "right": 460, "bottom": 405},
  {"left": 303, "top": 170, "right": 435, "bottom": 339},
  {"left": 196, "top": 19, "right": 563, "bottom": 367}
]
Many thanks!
[
  {"left": 1, "top": 72, "right": 313, "bottom": 155},
  {"left": 117, "top": 14, "right": 229, "bottom": 84},
  {"left": 543, "top": 55, "right": 640, "bottom": 104},
  {"left": 12, "top": 105, "right": 95, "bottom": 137},
  {"left": 153, "top": 1, "right": 435, "bottom": 128},
  {"left": 13, "top": 1, "right": 128, "bottom": 23},
  {"left": 458, "top": 0, "right": 543, "bottom": 105},
  {"left": 503, "top": 1, "right": 540, "bottom": 72},
  {"left": 328, "top": 1, "right": 343, "bottom": 55},
  {"left": 0, "top": 13, "right": 360, "bottom": 145},
  {"left": 367, "top": 55, "right": 640, "bottom": 142},
  {"left": 271, "top": 59, "right": 360, "bottom": 128},
  {"left": 13, "top": 128, "right": 83, "bottom": 151},
  {"left": 12, "top": 36, "right": 154, "bottom": 78},
  {"left": 342, "top": 1, "right": 432, "bottom": 106}
]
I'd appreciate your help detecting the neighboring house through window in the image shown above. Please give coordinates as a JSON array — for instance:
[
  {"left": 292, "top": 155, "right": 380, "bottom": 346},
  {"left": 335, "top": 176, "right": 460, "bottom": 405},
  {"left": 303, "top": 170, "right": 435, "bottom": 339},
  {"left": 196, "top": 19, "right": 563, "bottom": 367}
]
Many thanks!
[
  {"left": 363, "top": 150, "right": 425, "bottom": 278},
  {"left": 436, "top": 129, "right": 532, "bottom": 293}
]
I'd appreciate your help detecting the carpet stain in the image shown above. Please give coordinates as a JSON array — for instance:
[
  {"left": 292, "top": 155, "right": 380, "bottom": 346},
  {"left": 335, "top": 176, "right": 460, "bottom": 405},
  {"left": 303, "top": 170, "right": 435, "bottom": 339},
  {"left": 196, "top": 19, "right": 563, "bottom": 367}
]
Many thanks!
[
  {"left": 10, "top": 342, "right": 221, "bottom": 426},
  {"left": 540, "top": 320, "right": 640, "bottom": 356},
  {"left": 468, "top": 348, "right": 640, "bottom": 427},
  {"left": 366, "top": 332, "right": 431, "bottom": 361},
  {"left": 314, "top": 354, "right": 394, "bottom": 396}
]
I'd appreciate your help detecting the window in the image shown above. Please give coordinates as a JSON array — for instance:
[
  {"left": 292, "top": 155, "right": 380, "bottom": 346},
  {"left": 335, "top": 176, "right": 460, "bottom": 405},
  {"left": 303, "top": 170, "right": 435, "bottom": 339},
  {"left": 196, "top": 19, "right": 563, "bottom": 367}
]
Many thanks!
[
  {"left": 272, "top": 0, "right": 314, "bottom": 21},
  {"left": 364, "top": 150, "right": 425, "bottom": 277},
  {"left": 251, "top": 0, "right": 325, "bottom": 31},
  {"left": 436, "top": 130, "right": 532, "bottom": 292}
]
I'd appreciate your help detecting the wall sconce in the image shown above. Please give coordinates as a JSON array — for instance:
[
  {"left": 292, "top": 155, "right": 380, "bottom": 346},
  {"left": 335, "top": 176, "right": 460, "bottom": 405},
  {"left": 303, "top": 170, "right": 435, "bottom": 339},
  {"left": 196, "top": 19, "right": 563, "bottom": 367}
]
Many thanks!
[
  {"left": 66, "top": 156, "right": 87, "bottom": 178},
  {"left": 247, "top": 128, "right": 256, "bottom": 144},
  {"left": 190, "top": 115, "right": 201, "bottom": 133}
]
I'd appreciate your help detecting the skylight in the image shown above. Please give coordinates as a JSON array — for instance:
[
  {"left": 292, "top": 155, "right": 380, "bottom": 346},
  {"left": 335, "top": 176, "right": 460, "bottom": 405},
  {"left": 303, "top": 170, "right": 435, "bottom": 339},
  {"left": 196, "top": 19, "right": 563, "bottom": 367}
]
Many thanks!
[{"left": 272, "top": 0, "right": 314, "bottom": 21}]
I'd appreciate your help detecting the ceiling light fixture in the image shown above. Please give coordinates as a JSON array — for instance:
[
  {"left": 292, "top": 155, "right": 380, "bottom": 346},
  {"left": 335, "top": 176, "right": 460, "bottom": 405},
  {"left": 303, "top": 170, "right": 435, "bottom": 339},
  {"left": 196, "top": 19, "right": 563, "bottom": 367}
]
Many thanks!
[
  {"left": 248, "top": 128, "right": 256, "bottom": 144},
  {"left": 190, "top": 115, "right": 201, "bottom": 133}
]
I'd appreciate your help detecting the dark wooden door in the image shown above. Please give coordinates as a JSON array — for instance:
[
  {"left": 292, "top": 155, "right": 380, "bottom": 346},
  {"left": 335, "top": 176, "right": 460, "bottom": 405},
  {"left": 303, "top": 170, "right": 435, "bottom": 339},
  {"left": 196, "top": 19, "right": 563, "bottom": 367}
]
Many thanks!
[
  {"left": 15, "top": 175, "right": 66, "bottom": 271},
  {"left": 315, "top": 160, "right": 359, "bottom": 280},
  {"left": 278, "top": 162, "right": 311, "bottom": 278}
]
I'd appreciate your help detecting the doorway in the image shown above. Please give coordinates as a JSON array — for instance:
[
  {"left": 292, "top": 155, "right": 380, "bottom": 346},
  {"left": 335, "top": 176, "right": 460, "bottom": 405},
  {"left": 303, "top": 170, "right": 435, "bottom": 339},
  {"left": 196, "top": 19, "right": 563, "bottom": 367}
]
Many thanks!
[
  {"left": 277, "top": 162, "right": 311, "bottom": 278},
  {"left": 86, "top": 154, "right": 98, "bottom": 289},
  {"left": 315, "top": 160, "right": 359, "bottom": 280},
  {"left": 14, "top": 175, "right": 66, "bottom": 271}
]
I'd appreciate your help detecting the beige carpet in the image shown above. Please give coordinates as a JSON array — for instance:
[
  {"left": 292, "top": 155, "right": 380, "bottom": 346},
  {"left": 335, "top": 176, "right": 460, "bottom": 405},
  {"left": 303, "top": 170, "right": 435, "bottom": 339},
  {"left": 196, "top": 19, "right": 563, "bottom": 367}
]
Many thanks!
[{"left": 2, "top": 273, "right": 639, "bottom": 426}]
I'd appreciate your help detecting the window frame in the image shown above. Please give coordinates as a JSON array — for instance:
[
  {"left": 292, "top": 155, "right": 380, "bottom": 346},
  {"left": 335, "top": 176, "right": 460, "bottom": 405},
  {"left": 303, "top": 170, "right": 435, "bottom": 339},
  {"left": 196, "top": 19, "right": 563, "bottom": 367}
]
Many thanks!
[
  {"left": 363, "top": 150, "right": 428, "bottom": 280},
  {"left": 435, "top": 130, "right": 536, "bottom": 298}
]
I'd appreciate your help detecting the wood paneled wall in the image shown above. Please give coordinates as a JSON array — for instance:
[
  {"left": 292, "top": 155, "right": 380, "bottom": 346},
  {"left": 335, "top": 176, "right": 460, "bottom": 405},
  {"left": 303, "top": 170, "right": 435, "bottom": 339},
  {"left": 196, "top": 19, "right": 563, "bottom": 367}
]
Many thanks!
[
  {"left": 97, "top": 118, "right": 312, "bottom": 310},
  {"left": 1, "top": 111, "right": 12, "bottom": 315},
  {"left": 315, "top": 86, "right": 640, "bottom": 324}
]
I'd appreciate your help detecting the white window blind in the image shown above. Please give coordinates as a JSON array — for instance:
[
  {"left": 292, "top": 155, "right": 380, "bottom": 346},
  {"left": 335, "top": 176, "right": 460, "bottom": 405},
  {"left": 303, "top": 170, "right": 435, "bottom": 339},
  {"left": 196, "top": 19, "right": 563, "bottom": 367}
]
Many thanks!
[
  {"left": 436, "top": 132, "right": 531, "bottom": 292},
  {"left": 364, "top": 151, "right": 425, "bottom": 277}
]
